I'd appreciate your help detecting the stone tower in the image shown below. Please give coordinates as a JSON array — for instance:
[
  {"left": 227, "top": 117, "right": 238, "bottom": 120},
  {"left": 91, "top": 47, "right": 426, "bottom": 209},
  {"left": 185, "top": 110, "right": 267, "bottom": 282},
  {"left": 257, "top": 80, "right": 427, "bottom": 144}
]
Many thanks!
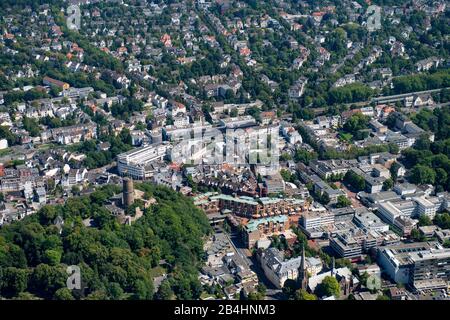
[
  {"left": 298, "top": 244, "right": 309, "bottom": 290},
  {"left": 123, "top": 177, "right": 134, "bottom": 209}
]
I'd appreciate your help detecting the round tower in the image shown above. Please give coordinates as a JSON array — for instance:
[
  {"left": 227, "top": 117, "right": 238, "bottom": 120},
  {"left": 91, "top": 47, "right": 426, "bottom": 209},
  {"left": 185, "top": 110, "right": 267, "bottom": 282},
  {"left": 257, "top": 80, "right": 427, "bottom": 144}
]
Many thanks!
[{"left": 123, "top": 177, "right": 134, "bottom": 208}]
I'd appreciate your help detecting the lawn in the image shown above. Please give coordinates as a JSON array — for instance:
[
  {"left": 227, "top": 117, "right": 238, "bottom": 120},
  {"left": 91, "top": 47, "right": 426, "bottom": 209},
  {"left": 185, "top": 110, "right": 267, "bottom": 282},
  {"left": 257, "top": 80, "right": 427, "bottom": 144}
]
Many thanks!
[
  {"left": 338, "top": 132, "right": 353, "bottom": 142},
  {"left": 149, "top": 266, "right": 166, "bottom": 278}
]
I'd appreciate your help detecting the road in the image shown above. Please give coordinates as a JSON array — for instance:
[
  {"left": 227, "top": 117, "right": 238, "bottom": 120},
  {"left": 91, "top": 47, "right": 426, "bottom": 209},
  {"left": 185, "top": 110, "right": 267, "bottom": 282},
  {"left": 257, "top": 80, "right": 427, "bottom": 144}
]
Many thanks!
[{"left": 227, "top": 230, "right": 286, "bottom": 300}]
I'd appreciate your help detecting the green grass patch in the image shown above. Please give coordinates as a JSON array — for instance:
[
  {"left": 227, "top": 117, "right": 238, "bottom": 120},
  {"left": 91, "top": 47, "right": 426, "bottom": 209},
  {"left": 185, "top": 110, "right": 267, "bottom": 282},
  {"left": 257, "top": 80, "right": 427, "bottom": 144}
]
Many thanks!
[
  {"left": 148, "top": 266, "right": 166, "bottom": 278},
  {"left": 339, "top": 132, "right": 353, "bottom": 142}
]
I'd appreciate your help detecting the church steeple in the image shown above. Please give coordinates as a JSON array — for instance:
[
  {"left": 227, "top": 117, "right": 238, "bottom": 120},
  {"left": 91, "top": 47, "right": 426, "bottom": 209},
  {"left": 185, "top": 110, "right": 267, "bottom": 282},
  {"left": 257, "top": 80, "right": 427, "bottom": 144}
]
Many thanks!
[
  {"left": 331, "top": 256, "right": 335, "bottom": 277},
  {"left": 298, "top": 244, "right": 308, "bottom": 290}
]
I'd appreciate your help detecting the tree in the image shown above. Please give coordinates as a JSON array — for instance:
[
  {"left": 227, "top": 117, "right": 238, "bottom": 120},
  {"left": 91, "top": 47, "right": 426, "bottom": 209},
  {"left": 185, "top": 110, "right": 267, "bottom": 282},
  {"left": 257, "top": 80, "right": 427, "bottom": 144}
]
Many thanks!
[
  {"left": 107, "top": 282, "right": 124, "bottom": 299},
  {"left": 344, "top": 171, "right": 366, "bottom": 191},
  {"left": 29, "top": 264, "right": 67, "bottom": 299},
  {"left": 434, "top": 212, "right": 450, "bottom": 229},
  {"left": 0, "top": 183, "right": 211, "bottom": 300},
  {"left": 280, "top": 169, "right": 292, "bottom": 182},
  {"left": 14, "top": 292, "right": 41, "bottom": 300},
  {"left": 295, "top": 289, "right": 317, "bottom": 300},
  {"left": 359, "top": 272, "right": 369, "bottom": 286},
  {"left": 343, "top": 113, "right": 370, "bottom": 135},
  {"left": 410, "top": 228, "right": 425, "bottom": 242},
  {"left": 443, "top": 239, "right": 450, "bottom": 248},
  {"left": 282, "top": 279, "right": 298, "bottom": 298},
  {"left": 132, "top": 278, "right": 154, "bottom": 300},
  {"left": 71, "top": 185, "right": 81, "bottom": 196},
  {"left": 155, "top": 280, "right": 174, "bottom": 300},
  {"left": 22, "top": 116, "right": 42, "bottom": 137},
  {"left": 328, "top": 83, "right": 374, "bottom": 104},
  {"left": 390, "top": 162, "right": 402, "bottom": 181},
  {"left": 54, "top": 288, "right": 75, "bottom": 300},
  {"left": 0, "top": 267, "right": 29, "bottom": 298},
  {"left": 315, "top": 276, "right": 341, "bottom": 298},
  {"left": 0, "top": 126, "right": 19, "bottom": 146},
  {"left": 382, "top": 178, "right": 394, "bottom": 191},
  {"left": 409, "top": 165, "right": 436, "bottom": 185},
  {"left": 256, "top": 283, "right": 266, "bottom": 297},
  {"left": 294, "top": 149, "right": 317, "bottom": 164},
  {"left": 336, "top": 195, "right": 352, "bottom": 208},
  {"left": 86, "top": 290, "right": 108, "bottom": 300},
  {"left": 418, "top": 215, "right": 432, "bottom": 227},
  {"left": 435, "top": 168, "right": 448, "bottom": 187},
  {"left": 388, "top": 143, "right": 400, "bottom": 155},
  {"left": 43, "top": 249, "right": 62, "bottom": 266},
  {"left": 247, "top": 290, "right": 264, "bottom": 300},
  {"left": 319, "top": 192, "right": 330, "bottom": 205},
  {"left": 38, "top": 205, "right": 59, "bottom": 225}
]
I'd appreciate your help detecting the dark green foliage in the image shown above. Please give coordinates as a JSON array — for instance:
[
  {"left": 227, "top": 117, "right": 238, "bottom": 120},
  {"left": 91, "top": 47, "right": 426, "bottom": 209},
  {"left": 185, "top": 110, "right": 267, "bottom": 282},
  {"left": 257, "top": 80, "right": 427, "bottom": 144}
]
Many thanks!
[
  {"left": 418, "top": 215, "right": 432, "bottom": 227},
  {"left": 342, "top": 113, "right": 371, "bottom": 141},
  {"left": 344, "top": 170, "right": 366, "bottom": 191},
  {"left": 392, "top": 70, "right": 450, "bottom": 94},
  {"left": 295, "top": 288, "right": 317, "bottom": 300},
  {"left": 0, "top": 126, "right": 19, "bottom": 146},
  {"left": 110, "top": 99, "right": 144, "bottom": 120},
  {"left": 336, "top": 195, "right": 352, "bottom": 208},
  {"left": 328, "top": 83, "right": 374, "bottom": 104},
  {"left": 434, "top": 212, "right": 450, "bottom": 230},
  {"left": 70, "top": 128, "right": 133, "bottom": 169},
  {"left": 409, "top": 165, "right": 436, "bottom": 185},
  {"left": 400, "top": 107, "right": 450, "bottom": 191},
  {"left": 0, "top": 184, "right": 211, "bottom": 300},
  {"left": 22, "top": 117, "right": 42, "bottom": 137},
  {"left": 315, "top": 276, "right": 341, "bottom": 298}
]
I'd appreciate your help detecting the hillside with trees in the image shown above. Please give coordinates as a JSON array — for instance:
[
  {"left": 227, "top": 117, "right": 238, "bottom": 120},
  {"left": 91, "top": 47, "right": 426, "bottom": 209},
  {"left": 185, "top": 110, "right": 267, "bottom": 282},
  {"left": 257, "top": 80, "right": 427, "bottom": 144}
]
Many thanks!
[
  {"left": 0, "top": 184, "right": 211, "bottom": 300},
  {"left": 401, "top": 106, "right": 450, "bottom": 192}
]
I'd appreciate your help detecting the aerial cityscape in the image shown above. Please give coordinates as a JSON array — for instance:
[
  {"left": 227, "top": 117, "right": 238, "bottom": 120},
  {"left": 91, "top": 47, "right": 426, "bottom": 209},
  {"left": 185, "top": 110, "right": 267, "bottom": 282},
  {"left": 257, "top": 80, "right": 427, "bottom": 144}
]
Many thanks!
[{"left": 0, "top": 0, "right": 449, "bottom": 303}]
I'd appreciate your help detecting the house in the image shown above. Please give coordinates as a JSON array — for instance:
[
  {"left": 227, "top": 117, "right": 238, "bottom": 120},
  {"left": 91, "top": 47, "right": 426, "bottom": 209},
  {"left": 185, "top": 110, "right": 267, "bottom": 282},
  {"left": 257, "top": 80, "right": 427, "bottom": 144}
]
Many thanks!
[
  {"left": 416, "top": 57, "right": 443, "bottom": 72},
  {"left": 244, "top": 215, "right": 289, "bottom": 248},
  {"left": 260, "top": 111, "right": 276, "bottom": 125},
  {"left": 412, "top": 94, "right": 434, "bottom": 108},
  {"left": 317, "top": 46, "right": 331, "bottom": 61},
  {"left": 264, "top": 174, "right": 285, "bottom": 195},
  {"left": 43, "top": 76, "right": 70, "bottom": 90},
  {"left": 281, "top": 125, "right": 302, "bottom": 145},
  {"left": 61, "top": 168, "right": 88, "bottom": 188},
  {"left": 308, "top": 266, "right": 359, "bottom": 297},
  {"left": 259, "top": 247, "right": 303, "bottom": 289},
  {"left": 170, "top": 101, "right": 187, "bottom": 117},
  {"left": 0, "top": 139, "right": 8, "bottom": 150},
  {"left": 50, "top": 123, "right": 97, "bottom": 145},
  {"left": 288, "top": 78, "right": 308, "bottom": 99}
]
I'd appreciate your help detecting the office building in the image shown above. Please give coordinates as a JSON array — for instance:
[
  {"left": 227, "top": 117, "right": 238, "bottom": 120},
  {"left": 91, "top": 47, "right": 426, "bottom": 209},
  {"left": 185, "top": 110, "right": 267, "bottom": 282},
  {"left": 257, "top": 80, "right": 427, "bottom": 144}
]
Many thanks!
[
  {"left": 378, "top": 242, "right": 450, "bottom": 291},
  {"left": 117, "top": 144, "right": 169, "bottom": 179}
]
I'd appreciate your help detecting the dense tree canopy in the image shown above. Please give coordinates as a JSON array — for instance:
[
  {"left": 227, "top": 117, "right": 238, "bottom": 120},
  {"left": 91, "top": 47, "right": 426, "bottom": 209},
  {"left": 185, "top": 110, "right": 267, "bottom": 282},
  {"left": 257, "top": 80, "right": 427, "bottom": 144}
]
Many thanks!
[
  {"left": 0, "top": 184, "right": 211, "bottom": 300},
  {"left": 392, "top": 70, "right": 450, "bottom": 95},
  {"left": 315, "top": 276, "right": 341, "bottom": 298},
  {"left": 400, "top": 107, "right": 450, "bottom": 192}
]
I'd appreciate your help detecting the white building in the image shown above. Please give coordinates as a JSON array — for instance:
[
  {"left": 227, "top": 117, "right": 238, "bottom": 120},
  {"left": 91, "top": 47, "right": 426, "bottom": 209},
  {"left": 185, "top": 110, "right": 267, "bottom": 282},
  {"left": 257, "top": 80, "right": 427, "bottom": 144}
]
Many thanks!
[
  {"left": 260, "top": 248, "right": 321, "bottom": 289},
  {"left": 117, "top": 143, "right": 169, "bottom": 179},
  {"left": 0, "top": 139, "right": 8, "bottom": 150}
]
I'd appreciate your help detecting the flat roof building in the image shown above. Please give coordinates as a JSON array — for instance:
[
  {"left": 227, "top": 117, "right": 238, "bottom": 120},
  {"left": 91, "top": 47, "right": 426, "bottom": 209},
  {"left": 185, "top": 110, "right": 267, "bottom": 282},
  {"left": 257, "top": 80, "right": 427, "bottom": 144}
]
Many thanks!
[
  {"left": 377, "top": 242, "right": 450, "bottom": 291},
  {"left": 117, "top": 143, "right": 169, "bottom": 179}
]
